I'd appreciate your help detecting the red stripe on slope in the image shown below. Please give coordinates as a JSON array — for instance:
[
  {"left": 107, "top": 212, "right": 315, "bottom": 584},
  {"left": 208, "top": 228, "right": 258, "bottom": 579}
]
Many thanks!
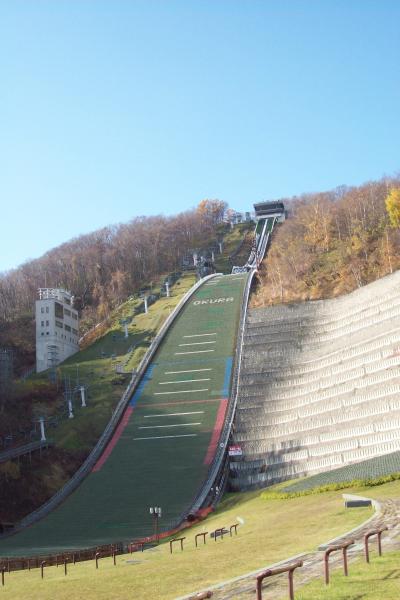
[
  {"left": 92, "top": 407, "right": 134, "bottom": 472},
  {"left": 203, "top": 398, "right": 228, "bottom": 466}
]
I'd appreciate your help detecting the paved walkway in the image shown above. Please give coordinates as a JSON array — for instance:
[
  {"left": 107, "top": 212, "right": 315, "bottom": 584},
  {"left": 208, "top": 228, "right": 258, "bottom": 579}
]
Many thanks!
[{"left": 184, "top": 496, "right": 400, "bottom": 600}]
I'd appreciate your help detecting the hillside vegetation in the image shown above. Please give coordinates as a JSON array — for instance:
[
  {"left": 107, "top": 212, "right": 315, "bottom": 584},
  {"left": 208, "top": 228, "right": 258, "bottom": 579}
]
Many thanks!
[
  {"left": 213, "top": 221, "right": 253, "bottom": 272},
  {"left": 0, "top": 273, "right": 196, "bottom": 523},
  {"left": 252, "top": 176, "right": 400, "bottom": 306},
  {"left": 0, "top": 200, "right": 227, "bottom": 375}
]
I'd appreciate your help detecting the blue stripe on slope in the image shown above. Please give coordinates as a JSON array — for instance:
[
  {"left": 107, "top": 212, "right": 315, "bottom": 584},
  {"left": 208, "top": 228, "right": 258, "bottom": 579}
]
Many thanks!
[
  {"left": 222, "top": 357, "right": 233, "bottom": 398},
  {"left": 129, "top": 364, "right": 155, "bottom": 407}
]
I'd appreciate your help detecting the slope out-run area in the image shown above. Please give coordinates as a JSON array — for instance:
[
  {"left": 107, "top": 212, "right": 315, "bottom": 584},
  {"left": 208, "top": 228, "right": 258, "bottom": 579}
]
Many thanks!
[{"left": 0, "top": 273, "right": 248, "bottom": 557}]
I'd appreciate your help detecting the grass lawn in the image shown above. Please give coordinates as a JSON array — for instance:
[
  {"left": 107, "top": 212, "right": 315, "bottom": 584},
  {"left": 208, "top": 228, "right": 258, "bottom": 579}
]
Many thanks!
[
  {"left": 0, "top": 484, "right": 374, "bottom": 600},
  {"left": 350, "top": 478, "right": 400, "bottom": 499},
  {"left": 296, "top": 551, "right": 400, "bottom": 599}
]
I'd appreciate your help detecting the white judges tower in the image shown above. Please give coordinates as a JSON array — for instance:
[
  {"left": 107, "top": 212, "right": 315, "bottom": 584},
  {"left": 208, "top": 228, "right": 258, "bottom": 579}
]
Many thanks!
[{"left": 35, "top": 288, "right": 79, "bottom": 373}]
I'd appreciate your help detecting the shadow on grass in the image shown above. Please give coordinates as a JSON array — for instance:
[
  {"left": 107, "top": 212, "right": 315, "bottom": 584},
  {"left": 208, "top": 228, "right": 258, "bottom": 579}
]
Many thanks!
[
  {"left": 382, "top": 569, "right": 400, "bottom": 580},
  {"left": 216, "top": 490, "right": 257, "bottom": 513}
]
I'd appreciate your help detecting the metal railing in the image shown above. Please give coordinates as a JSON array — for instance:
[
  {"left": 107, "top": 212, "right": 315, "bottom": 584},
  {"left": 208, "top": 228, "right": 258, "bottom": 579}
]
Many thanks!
[
  {"left": 324, "top": 539, "right": 354, "bottom": 584},
  {"left": 364, "top": 527, "right": 388, "bottom": 562},
  {"left": 256, "top": 561, "right": 303, "bottom": 600},
  {"left": 0, "top": 441, "right": 52, "bottom": 464}
]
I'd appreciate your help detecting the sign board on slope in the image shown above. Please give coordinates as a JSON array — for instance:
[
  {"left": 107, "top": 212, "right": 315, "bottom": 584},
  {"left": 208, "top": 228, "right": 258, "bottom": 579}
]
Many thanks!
[{"left": 228, "top": 445, "right": 243, "bottom": 456}]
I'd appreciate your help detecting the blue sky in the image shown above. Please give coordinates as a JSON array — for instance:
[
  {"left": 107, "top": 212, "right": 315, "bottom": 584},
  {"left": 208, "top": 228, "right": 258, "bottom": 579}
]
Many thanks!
[{"left": 1, "top": 0, "right": 399, "bottom": 272}]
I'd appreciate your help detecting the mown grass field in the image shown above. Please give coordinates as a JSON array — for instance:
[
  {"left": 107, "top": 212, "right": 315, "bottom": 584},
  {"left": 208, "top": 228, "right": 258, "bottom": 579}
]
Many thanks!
[
  {"left": 297, "top": 550, "right": 400, "bottom": 599},
  {"left": 0, "top": 479, "right": 380, "bottom": 600}
]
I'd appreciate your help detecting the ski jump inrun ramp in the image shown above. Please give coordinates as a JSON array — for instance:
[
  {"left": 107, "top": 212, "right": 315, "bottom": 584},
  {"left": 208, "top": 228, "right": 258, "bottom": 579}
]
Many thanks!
[
  {"left": 0, "top": 216, "right": 275, "bottom": 557},
  {"left": 0, "top": 273, "right": 249, "bottom": 556}
]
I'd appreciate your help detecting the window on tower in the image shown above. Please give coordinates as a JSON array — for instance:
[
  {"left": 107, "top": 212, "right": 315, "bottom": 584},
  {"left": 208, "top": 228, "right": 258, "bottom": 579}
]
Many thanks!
[{"left": 55, "top": 302, "right": 64, "bottom": 319}]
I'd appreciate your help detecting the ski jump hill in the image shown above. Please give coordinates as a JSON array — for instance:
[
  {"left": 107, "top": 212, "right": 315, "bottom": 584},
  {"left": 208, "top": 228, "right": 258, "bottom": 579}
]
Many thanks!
[
  {"left": 0, "top": 207, "right": 278, "bottom": 559},
  {"left": 3, "top": 200, "right": 399, "bottom": 561}
]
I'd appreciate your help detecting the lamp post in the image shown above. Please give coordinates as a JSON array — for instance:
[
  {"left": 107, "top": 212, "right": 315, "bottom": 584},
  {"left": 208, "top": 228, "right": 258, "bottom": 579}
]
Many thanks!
[
  {"left": 39, "top": 417, "right": 46, "bottom": 442},
  {"left": 80, "top": 385, "right": 86, "bottom": 408},
  {"left": 149, "top": 506, "right": 162, "bottom": 544}
]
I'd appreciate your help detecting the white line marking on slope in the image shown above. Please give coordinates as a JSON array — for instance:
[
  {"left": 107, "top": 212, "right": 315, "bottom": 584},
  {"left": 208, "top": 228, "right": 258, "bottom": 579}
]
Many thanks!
[
  {"left": 143, "top": 411, "right": 204, "bottom": 418},
  {"left": 178, "top": 341, "right": 216, "bottom": 346},
  {"left": 159, "top": 379, "right": 210, "bottom": 385},
  {"left": 138, "top": 423, "right": 201, "bottom": 429},
  {"left": 164, "top": 368, "right": 212, "bottom": 374},
  {"left": 175, "top": 350, "right": 215, "bottom": 355},
  {"left": 153, "top": 388, "right": 209, "bottom": 395},
  {"left": 183, "top": 333, "right": 217, "bottom": 338},
  {"left": 133, "top": 434, "right": 198, "bottom": 441}
]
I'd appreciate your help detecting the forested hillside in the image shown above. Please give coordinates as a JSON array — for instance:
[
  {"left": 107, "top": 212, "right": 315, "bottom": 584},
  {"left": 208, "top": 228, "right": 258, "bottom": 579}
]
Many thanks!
[
  {"left": 0, "top": 200, "right": 227, "bottom": 372},
  {"left": 252, "top": 177, "right": 400, "bottom": 307}
]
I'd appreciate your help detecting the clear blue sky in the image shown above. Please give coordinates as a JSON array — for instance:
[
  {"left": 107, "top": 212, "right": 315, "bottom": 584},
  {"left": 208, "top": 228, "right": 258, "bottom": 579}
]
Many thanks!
[{"left": 1, "top": 0, "right": 399, "bottom": 272}]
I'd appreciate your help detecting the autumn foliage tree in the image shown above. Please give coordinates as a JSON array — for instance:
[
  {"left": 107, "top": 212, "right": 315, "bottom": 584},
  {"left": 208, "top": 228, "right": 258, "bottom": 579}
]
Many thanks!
[
  {"left": 196, "top": 199, "right": 228, "bottom": 229},
  {"left": 0, "top": 201, "right": 229, "bottom": 367},
  {"left": 252, "top": 176, "right": 400, "bottom": 307},
  {"left": 385, "top": 188, "right": 400, "bottom": 228}
]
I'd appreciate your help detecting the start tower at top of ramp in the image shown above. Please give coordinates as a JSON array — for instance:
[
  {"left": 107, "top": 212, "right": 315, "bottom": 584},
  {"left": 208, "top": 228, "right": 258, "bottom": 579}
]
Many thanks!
[
  {"left": 253, "top": 201, "right": 285, "bottom": 221},
  {"left": 0, "top": 272, "right": 248, "bottom": 558},
  {"left": 231, "top": 202, "right": 283, "bottom": 273}
]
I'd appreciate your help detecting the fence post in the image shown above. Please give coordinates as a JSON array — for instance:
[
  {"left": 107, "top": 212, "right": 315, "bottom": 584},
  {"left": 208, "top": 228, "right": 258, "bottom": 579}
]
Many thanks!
[
  {"left": 170, "top": 537, "right": 185, "bottom": 553},
  {"left": 255, "top": 561, "right": 303, "bottom": 600},
  {"left": 324, "top": 540, "right": 354, "bottom": 585},
  {"left": 288, "top": 568, "right": 295, "bottom": 600},
  {"left": 213, "top": 528, "right": 225, "bottom": 541},
  {"left": 195, "top": 532, "right": 208, "bottom": 547},
  {"left": 364, "top": 527, "right": 388, "bottom": 563},
  {"left": 230, "top": 524, "right": 238, "bottom": 536}
]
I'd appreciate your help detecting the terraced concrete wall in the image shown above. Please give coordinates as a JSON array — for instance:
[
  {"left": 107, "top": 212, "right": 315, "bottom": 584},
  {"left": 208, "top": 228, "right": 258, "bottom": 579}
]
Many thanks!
[{"left": 230, "top": 269, "right": 400, "bottom": 490}]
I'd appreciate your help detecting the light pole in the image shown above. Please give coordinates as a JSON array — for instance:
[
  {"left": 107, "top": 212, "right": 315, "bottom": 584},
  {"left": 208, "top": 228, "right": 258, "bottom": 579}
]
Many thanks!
[{"left": 149, "top": 506, "right": 162, "bottom": 544}]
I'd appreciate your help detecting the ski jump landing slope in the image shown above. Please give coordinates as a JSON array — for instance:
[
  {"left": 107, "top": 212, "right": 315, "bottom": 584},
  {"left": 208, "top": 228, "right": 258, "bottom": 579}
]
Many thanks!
[{"left": 0, "top": 273, "right": 248, "bottom": 557}]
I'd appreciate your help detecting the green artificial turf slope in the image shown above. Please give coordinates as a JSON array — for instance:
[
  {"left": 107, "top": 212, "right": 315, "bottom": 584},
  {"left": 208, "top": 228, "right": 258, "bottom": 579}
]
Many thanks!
[{"left": 0, "top": 273, "right": 248, "bottom": 557}]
